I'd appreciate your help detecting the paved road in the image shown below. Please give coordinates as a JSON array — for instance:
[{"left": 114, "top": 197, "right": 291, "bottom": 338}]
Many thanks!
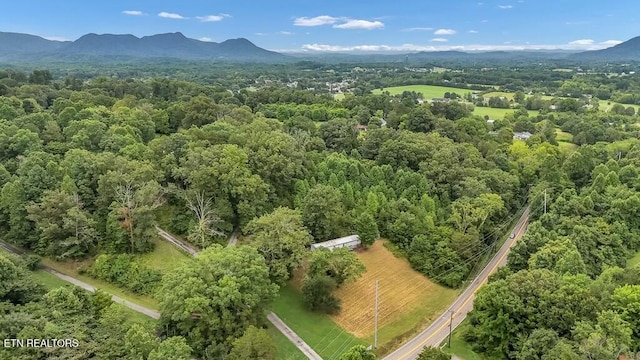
[
  {"left": 157, "top": 227, "right": 319, "bottom": 360},
  {"left": 383, "top": 206, "right": 531, "bottom": 360},
  {"left": 0, "top": 240, "right": 161, "bottom": 319},
  {"left": 156, "top": 226, "right": 199, "bottom": 256}
]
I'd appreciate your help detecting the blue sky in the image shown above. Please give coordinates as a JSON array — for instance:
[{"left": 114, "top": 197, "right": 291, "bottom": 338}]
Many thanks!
[{"left": 2, "top": 0, "right": 639, "bottom": 52}]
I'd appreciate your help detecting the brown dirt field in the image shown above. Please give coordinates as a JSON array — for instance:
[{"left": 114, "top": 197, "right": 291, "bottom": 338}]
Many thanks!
[{"left": 330, "top": 240, "right": 460, "bottom": 338}]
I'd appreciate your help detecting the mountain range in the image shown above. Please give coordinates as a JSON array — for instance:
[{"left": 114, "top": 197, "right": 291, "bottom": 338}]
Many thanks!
[
  {"left": 0, "top": 31, "right": 287, "bottom": 62},
  {"left": 0, "top": 31, "right": 638, "bottom": 63}
]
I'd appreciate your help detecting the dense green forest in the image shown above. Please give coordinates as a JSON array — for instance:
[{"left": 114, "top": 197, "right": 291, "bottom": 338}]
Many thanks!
[{"left": 1, "top": 63, "right": 640, "bottom": 360}]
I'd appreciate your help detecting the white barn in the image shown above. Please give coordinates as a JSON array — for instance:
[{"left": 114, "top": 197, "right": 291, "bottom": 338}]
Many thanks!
[{"left": 310, "top": 235, "right": 361, "bottom": 251}]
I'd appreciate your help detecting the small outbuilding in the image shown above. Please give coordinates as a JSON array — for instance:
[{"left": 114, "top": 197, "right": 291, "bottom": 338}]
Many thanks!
[{"left": 310, "top": 235, "right": 361, "bottom": 251}]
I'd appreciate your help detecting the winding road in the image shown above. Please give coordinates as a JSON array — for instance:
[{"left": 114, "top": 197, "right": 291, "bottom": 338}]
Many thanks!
[
  {"left": 0, "top": 240, "right": 161, "bottom": 319},
  {"left": 383, "top": 206, "right": 530, "bottom": 360}
]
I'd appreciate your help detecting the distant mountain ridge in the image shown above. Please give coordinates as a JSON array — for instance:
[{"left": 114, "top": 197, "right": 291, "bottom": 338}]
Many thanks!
[
  {"left": 0, "top": 31, "right": 287, "bottom": 62},
  {"left": 1, "top": 31, "right": 639, "bottom": 63},
  {"left": 571, "top": 36, "right": 640, "bottom": 60}
]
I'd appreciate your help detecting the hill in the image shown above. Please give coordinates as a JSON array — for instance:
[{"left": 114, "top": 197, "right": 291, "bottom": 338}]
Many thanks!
[
  {"left": 0, "top": 31, "right": 287, "bottom": 62},
  {"left": 572, "top": 36, "right": 640, "bottom": 60}
]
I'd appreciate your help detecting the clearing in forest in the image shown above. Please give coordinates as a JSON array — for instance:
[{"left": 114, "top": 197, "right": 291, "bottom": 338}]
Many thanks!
[
  {"left": 330, "top": 241, "right": 459, "bottom": 349},
  {"left": 373, "top": 85, "right": 479, "bottom": 99}
]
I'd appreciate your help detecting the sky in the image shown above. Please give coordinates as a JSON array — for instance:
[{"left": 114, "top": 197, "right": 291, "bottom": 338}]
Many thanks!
[{"left": 2, "top": 0, "right": 640, "bottom": 53}]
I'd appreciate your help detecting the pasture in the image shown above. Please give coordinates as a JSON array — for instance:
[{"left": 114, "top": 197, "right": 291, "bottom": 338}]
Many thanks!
[
  {"left": 473, "top": 106, "right": 539, "bottom": 119},
  {"left": 373, "top": 85, "right": 478, "bottom": 99},
  {"left": 331, "top": 241, "right": 460, "bottom": 353}
]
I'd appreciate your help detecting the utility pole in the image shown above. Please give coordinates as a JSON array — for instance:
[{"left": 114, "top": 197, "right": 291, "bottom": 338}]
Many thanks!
[
  {"left": 374, "top": 280, "right": 379, "bottom": 349},
  {"left": 618, "top": 151, "right": 622, "bottom": 160},
  {"left": 448, "top": 310, "right": 454, "bottom": 348},
  {"left": 544, "top": 189, "right": 547, "bottom": 215}
]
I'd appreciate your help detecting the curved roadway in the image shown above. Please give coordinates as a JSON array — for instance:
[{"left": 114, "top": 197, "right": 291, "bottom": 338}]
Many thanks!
[{"left": 383, "top": 206, "right": 530, "bottom": 360}]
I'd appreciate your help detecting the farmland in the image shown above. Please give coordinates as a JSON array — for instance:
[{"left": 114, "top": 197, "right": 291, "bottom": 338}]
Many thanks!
[
  {"left": 331, "top": 241, "right": 460, "bottom": 353},
  {"left": 373, "top": 84, "right": 480, "bottom": 99}
]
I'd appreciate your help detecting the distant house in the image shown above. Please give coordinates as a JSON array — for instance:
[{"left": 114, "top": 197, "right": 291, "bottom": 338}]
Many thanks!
[
  {"left": 486, "top": 119, "right": 495, "bottom": 124},
  {"left": 431, "top": 98, "right": 450, "bottom": 103},
  {"left": 354, "top": 124, "right": 368, "bottom": 132},
  {"left": 310, "top": 235, "right": 361, "bottom": 251},
  {"left": 513, "top": 131, "right": 533, "bottom": 140}
]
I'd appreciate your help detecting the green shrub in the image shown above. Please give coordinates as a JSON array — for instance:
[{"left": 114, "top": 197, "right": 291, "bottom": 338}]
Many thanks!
[{"left": 87, "top": 254, "right": 161, "bottom": 295}]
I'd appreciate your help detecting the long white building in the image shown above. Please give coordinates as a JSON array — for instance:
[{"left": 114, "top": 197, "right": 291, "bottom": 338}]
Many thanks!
[{"left": 310, "top": 235, "right": 361, "bottom": 251}]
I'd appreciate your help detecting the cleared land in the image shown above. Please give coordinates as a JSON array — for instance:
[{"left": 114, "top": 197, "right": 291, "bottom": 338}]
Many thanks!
[
  {"left": 330, "top": 241, "right": 460, "bottom": 353},
  {"left": 373, "top": 86, "right": 540, "bottom": 119},
  {"left": 473, "top": 106, "right": 539, "bottom": 119},
  {"left": 373, "top": 85, "right": 479, "bottom": 99},
  {"left": 138, "top": 237, "right": 192, "bottom": 272},
  {"left": 271, "top": 285, "right": 365, "bottom": 360}
]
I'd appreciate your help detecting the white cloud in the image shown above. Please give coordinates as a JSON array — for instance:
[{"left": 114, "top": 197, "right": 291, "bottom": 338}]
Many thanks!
[
  {"left": 158, "top": 12, "right": 186, "bottom": 19},
  {"left": 468, "top": 30, "right": 479, "bottom": 33},
  {"left": 498, "top": 5, "right": 513, "bottom": 9},
  {"left": 600, "top": 40, "right": 622, "bottom": 46},
  {"left": 294, "top": 41, "right": 618, "bottom": 53},
  {"left": 122, "top": 10, "right": 144, "bottom": 16},
  {"left": 334, "top": 19, "right": 384, "bottom": 30},
  {"left": 401, "top": 27, "right": 434, "bottom": 32},
  {"left": 279, "top": 31, "right": 293, "bottom": 35},
  {"left": 196, "top": 14, "right": 230, "bottom": 22},
  {"left": 255, "top": 32, "right": 267, "bottom": 36},
  {"left": 430, "top": 38, "right": 449, "bottom": 42},
  {"left": 568, "top": 39, "right": 594, "bottom": 45},
  {"left": 199, "top": 37, "right": 213, "bottom": 42},
  {"left": 434, "top": 29, "right": 456, "bottom": 35},
  {"left": 293, "top": 15, "right": 338, "bottom": 26}
]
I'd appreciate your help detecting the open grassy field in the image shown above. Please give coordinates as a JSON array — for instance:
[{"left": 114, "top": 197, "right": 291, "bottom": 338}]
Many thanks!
[
  {"left": 373, "top": 85, "right": 478, "bottom": 99},
  {"left": 555, "top": 128, "right": 574, "bottom": 142},
  {"left": 597, "top": 100, "right": 640, "bottom": 113},
  {"left": 330, "top": 241, "right": 460, "bottom": 354},
  {"left": 138, "top": 237, "right": 192, "bottom": 272},
  {"left": 628, "top": 252, "right": 640, "bottom": 268},
  {"left": 473, "top": 106, "right": 539, "bottom": 119},
  {"left": 271, "top": 285, "right": 366, "bottom": 360}
]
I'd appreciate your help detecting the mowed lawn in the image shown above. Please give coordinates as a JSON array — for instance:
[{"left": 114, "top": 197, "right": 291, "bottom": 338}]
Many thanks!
[
  {"left": 138, "top": 237, "right": 192, "bottom": 272},
  {"left": 373, "top": 85, "right": 478, "bottom": 99},
  {"left": 272, "top": 285, "right": 366, "bottom": 360},
  {"left": 265, "top": 323, "right": 308, "bottom": 360},
  {"left": 331, "top": 241, "right": 460, "bottom": 354}
]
